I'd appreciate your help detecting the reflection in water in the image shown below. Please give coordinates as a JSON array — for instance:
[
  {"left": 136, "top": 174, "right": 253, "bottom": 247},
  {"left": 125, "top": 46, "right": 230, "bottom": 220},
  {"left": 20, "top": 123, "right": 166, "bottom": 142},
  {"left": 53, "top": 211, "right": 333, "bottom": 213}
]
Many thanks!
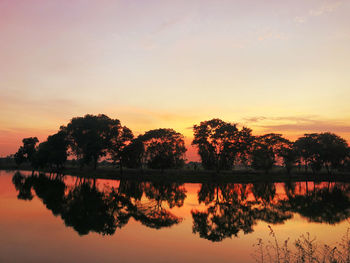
[
  {"left": 251, "top": 183, "right": 292, "bottom": 224},
  {"left": 133, "top": 182, "right": 186, "bottom": 229},
  {"left": 191, "top": 183, "right": 292, "bottom": 242},
  {"left": 11, "top": 172, "right": 350, "bottom": 241},
  {"left": 12, "top": 172, "right": 186, "bottom": 235},
  {"left": 282, "top": 181, "right": 350, "bottom": 224},
  {"left": 12, "top": 172, "right": 35, "bottom": 200},
  {"left": 191, "top": 183, "right": 255, "bottom": 242},
  {"left": 62, "top": 182, "right": 118, "bottom": 235}
]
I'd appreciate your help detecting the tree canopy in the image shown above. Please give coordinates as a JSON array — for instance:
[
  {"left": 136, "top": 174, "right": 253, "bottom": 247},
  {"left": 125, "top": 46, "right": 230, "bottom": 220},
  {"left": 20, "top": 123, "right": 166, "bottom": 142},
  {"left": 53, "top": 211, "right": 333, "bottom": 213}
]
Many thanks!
[
  {"left": 62, "top": 114, "right": 132, "bottom": 169},
  {"left": 11, "top": 115, "right": 350, "bottom": 174},
  {"left": 14, "top": 137, "right": 39, "bottom": 167},
  {"left": 125, "top": 128, "right": 187, "bottom": 170},
  {"left": 192, "top": 119, "right": 239, "bottom": 171}
]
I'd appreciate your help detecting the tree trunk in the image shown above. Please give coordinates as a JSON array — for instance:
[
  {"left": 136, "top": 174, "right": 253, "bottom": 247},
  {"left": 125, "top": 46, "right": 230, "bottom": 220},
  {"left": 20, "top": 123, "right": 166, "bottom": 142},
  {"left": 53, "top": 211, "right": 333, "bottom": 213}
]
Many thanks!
[
  {"left": 325, "top": 164, "right": 330, "bottom": 174},
  {"left": 286, "top": 166, "right": 291, "bottom": 175},
  {"left": 94, "top": 158, "right": 97, "bottom": 170},
  {"left": 119, "top": 157, "right": 123, "bottom": 175}
]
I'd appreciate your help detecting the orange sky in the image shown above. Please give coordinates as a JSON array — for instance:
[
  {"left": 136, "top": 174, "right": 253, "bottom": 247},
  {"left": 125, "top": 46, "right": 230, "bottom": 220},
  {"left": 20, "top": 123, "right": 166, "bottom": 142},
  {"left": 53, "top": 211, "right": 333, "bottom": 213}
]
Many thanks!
[{"left": 1, "top": 0, "right": 350, "bottom": 160}]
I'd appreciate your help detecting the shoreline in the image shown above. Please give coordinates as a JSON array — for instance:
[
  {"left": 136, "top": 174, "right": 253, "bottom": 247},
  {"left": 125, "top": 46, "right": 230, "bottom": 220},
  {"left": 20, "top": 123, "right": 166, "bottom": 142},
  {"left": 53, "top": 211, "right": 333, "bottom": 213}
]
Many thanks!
[{"left": 2, "top": 166, "right": 350, "bottom": 183}]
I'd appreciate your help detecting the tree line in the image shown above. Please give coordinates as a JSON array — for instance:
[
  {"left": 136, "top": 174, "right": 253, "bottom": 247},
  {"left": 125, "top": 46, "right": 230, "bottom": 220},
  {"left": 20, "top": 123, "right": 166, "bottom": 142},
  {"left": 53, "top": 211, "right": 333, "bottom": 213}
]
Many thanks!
[{"left": 13, "top": 114, "right": 350, "bottom": 174}]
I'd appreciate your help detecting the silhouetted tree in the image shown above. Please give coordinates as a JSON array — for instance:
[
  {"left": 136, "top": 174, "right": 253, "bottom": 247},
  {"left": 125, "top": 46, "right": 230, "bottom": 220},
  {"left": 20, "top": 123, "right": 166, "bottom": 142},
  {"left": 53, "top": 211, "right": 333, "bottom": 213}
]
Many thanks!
[
  {"left": 63, "top": 114, "right": 128, "bottom": 169},
  {"left": 318, "top": 132, "right": 349, "bottom": 173},
  {"left": 294, "top": 134, "right": 322, "bottom": 173},
  {"left": 14, "top": 148, "right": 25, "bottom": 167},
  {"left": 251, "top": 134, "right": 289, "bottom": 173},
  {"left": 121, "top": 138, "right": 144, "bottom": 169},
  {"left": 12, "top": 113, "right": 350, "bottom": 176},
  {"left": 14, "top": 137, "right": 39, "bottom": 168},
  {"left": 294, "top": 133, "right": 349, "bottom": 174},
  {"left": 31, "top": 141, "right": 50, "bottom": 170},
  {"left": 251, "top": 146, "right": 275, "bottom": 174},
  {"left": 108, "top": 126, "right": 133, "bottom": 174},
  {"left": 236, "top": 127, "right": 255, "bottom": 167},
  {"left": 192, "top": 119, "right": 238, "bottom": 172},
  {"left": 276, "top": 139, "right": 297, "bottom": 174},
  {"left": 46, "top": 131, "right": 69, "bottom": 169},
  {"left": 138, "top": 128, "right": 186, "bottom": 170},
  {"left": 31, "top": 131, "right": 69, "bottom": 171}
]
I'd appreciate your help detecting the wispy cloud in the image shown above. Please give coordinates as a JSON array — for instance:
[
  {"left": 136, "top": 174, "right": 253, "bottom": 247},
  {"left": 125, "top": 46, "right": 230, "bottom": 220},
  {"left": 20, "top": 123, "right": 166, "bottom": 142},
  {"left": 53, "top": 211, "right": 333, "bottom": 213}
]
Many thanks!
[
  {"left": 257, "top": 28, "right": 289, "bottom": 41},
  {"left": 243, "top": 116, "right": 267, "bottom": 123},
  {"left": 138, "top": 14, "right": 190, "bottom": 50},
  {"left": 0, "top": 91, "right": 79, "bottom": 119},
  {"left": 309, "top": 1, "right": 342, "bottom": 16},
  {"left": 294, "top": 16, "right": 306, "bottom": 24},
  {"left": 243, "top": 115, "right": 350, "bottom": 134},
  {"left": 260, "top": 122, "right": 350, "bottom": 133},
  {"left": 151, "top": 16, "right": 187, "bottom": 35},
  {"left": 294, "top": 0, "right": 342, "bottom": 25}
]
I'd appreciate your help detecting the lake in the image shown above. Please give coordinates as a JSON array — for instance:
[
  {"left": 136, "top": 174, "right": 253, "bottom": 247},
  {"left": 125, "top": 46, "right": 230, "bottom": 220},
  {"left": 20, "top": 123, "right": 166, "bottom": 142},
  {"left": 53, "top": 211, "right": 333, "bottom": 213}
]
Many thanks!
[{"left": 1, "top": 170, "right": 349, "bottom": 263}]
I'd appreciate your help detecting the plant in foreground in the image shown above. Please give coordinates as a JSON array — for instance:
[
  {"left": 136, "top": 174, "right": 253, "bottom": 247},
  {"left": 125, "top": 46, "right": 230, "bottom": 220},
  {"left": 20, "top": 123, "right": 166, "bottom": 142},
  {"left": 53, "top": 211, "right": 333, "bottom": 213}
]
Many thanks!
[{"left": 252, "top": 226, "right": 350, "bottom": 263}]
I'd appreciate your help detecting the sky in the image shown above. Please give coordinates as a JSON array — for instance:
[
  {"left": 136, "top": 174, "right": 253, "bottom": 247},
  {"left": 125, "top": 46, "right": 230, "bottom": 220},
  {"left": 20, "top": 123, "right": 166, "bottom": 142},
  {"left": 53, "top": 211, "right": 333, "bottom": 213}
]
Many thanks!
[{"left": 1, "top": 0, "right": 350, "bottom": 160}]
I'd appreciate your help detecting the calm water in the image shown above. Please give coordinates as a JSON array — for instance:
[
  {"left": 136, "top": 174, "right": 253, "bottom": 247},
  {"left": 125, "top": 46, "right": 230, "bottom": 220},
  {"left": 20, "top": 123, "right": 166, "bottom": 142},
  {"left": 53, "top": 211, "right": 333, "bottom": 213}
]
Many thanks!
[{"left": 1, "top": 170, "right": 349, "bottom": 263}]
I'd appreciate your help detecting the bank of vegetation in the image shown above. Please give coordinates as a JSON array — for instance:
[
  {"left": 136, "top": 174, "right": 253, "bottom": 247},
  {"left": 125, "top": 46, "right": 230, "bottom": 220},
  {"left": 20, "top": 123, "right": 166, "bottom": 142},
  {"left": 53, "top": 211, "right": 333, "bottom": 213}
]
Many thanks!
[{"left": 2, "top": 114, "right": 350, "bottom": 180}]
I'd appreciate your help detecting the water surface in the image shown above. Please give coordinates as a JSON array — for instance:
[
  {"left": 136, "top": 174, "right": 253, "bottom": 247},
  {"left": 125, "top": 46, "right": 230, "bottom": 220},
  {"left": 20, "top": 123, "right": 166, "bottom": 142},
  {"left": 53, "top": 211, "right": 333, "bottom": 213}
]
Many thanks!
[{"left": 1, "top": 170, "right": 349, "bottom": 263}]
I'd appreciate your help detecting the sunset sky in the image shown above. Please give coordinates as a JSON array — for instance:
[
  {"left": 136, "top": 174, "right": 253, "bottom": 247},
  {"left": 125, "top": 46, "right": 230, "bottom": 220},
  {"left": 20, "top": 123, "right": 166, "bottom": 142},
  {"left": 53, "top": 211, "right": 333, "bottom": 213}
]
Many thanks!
[{"left": 1, "top": 0, "right": 350, "bottom": 160}]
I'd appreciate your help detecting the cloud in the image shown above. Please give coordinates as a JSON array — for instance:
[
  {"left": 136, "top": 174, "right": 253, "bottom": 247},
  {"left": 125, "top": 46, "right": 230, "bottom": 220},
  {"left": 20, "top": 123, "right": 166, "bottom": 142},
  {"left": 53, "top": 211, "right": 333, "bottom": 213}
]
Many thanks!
[
  {"left": 0, "top": 94, "right": 79, "bottom": 127},
  {"left": 257, "top": 28, "right": 288, "bottom": 41},
  {"left": 243, "top": 115, "right": 350, "bottom": 134},
  {"left": 243, "top": 115, "right": 319, "bottom": 125},
  {"left": 138, "top": 15, "right": 189, "bottom": 50},
  {"left": 243, "top": 116, "right": 267, "bottom": 123},
  {"left": 0, "top": 90, "right": 78, "bottom": 112},
  {"left": 261, "top": 122, "right": 350, "bottom": 133},
  {"left": 309, "top": 1, "right": 342, "bottom": 16},
  {"left": 293, "top": 1, "right": 342, "bottom": 25},
  {"left": 151, "top": 16, "right": 186, "bottom": 35},
  {"left": 294, "top": 16, "right": 306, "bottom": 24}
]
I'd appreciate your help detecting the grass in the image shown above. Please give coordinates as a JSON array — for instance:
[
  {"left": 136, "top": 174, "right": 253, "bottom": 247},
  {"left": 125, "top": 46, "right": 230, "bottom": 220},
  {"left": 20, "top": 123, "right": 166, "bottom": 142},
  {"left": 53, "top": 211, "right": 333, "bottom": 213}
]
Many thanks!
[{"left": 252, "top": 226, "right": 350, "bottom": 263}]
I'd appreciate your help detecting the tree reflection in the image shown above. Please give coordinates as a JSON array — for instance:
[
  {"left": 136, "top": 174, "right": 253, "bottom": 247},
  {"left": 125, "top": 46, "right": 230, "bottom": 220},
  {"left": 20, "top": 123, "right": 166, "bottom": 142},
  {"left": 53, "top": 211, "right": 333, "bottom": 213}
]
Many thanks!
[
  {"left": 191, "top": 183, "right": 295, "bottom": 242},
  {"left": 133, "top": 182, "right": 186, "bottom": 229},
  {"left": 12, "top": 172, "right": 34, "bottom": 200},
  {"left": 251, "top": 183, "right": 292, "bottom": 224},
  {"left": 282, "top": 182, "right": 350, "bottom": 224},
  {"left": 11, "top": 173, "right": 350, "bottom": 241},
  {"left": 62, "top": 182, "right": 119, "bottom": 235},
  {"left": 31, "top": 174, "right": 66, "bottom": 216},
  {"left": 191, "top": 183, "right": 257, "bottom": 242},
  {"left": 11, "top": 172, "right": 185, "bottom": 236}
]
